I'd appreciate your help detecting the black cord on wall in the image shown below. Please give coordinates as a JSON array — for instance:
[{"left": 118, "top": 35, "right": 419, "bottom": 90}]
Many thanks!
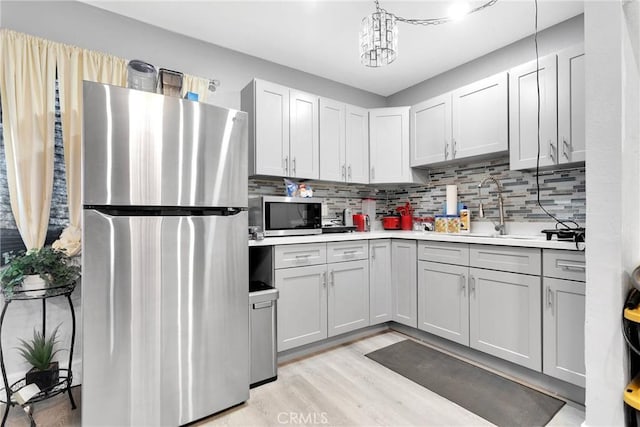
[{"left": 533, "top": 0, "right": 581, "bottom": 232}]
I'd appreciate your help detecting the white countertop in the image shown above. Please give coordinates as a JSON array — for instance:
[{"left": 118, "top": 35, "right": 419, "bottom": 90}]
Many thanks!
[{"left": 248, "top": 230, "right": 584, "bottom": 250}]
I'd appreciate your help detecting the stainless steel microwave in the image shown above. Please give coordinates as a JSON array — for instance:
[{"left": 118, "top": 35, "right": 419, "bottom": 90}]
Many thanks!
[{"left": 249, "top": 196, "right": 323, "bottom": 237}]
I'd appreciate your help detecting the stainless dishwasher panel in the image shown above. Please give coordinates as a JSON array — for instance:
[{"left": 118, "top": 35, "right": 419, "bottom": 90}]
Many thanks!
[{"left": 250, "top": 288, "right": 279, "bottom": 386}]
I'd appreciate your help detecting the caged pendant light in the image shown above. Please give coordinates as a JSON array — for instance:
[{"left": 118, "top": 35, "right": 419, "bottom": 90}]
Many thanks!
[{"left": 359, "top": 0, "right": 499, "bottom": 67}]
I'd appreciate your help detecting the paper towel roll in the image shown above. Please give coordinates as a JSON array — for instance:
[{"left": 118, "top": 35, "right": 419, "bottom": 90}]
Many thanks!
[{"left": 446, "top": 185, "right": 458, "bottom": 215}]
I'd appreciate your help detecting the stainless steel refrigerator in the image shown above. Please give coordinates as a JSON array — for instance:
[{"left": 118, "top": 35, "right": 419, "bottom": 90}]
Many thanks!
[{"left": 81, "top": 82, "right": 249, "bottom": 426}]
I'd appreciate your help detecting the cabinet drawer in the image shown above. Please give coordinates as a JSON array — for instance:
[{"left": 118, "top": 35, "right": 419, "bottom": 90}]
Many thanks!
[
  {"left": 274, "top": 243, "right": 327, "bottom": 269},
  {"left": 543, "top": 250, "right": 586, "bottom": 281},
  {"left": 418, "top": 241, "right": 469, "bottom": 265},
  {"left": 470, "top": 245, "right": 541, "bottom": 275},
  {"left": 327, "top": 241, "right": 369, "bottom": 263}
]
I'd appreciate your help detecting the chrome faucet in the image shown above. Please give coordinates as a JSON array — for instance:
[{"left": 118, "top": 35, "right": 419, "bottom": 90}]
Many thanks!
[{"left": 478, "top": 176, "right": 506, "bottom": 235}]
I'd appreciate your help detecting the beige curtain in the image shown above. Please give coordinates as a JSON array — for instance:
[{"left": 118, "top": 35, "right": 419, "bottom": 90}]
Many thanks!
[
  {"left": 53, "top": 45, "right": 127, "bottom": 255},
  {"left": 0, "top": 29, "right": 56, "bottom": 250},
  {"left": 182, "top": 74, "right": 210, "bottom": 103}
]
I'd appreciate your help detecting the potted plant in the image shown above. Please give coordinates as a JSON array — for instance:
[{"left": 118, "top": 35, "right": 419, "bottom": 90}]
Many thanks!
[
  {"left": 17, "top": 325, "right": 62, "bottom": 391},
  {"left": 0, "top": 247, "right": 80, "bottom": 297}
]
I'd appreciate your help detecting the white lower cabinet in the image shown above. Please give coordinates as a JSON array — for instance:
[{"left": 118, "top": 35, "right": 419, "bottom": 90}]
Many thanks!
[
  {"left": 391, "top": 240, "right": 417, "bottom": 327},
  {"left": 542, "top": 278, "right": 586, "bottom": 387},
  {"left": 369, "top": 239, "right": 392, "bottom": 325},
  {"left": 275, "top": 264, "right": 328, "bottom": 352},
  {"left": 328, "top": 260, "right": 370, "bottom": 337},
  {"left": 275, "top": 241, "right": 370, "bottom": 352},
  {"left": 541, "top": 250, "right": 586, "bottom": 387},
  {"left": 469, "top": 267, "right": 542, "bottom": 371},
  {"left": 418, "top": 261, "right": 469, "bottom": 346}
]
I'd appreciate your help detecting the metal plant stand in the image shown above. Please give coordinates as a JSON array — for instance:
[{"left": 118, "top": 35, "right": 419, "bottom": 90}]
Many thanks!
[{"left": 0, "top": 283, "right": 77, "bottom": 426}]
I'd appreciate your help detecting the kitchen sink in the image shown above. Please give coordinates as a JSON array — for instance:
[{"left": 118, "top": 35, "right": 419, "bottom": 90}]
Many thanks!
[{"left": 495, "top": 234, "right": 544, "bottom": 240}]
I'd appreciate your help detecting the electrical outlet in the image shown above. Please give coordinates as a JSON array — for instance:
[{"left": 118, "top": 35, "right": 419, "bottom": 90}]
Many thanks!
[{"left": 322, "top": 203, "right": 328, "bottom": 217}]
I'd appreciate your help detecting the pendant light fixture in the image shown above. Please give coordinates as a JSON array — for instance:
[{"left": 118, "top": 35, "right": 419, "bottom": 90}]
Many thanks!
[{"left": 359, "top": 0, "right": 499, "bottom": 67}]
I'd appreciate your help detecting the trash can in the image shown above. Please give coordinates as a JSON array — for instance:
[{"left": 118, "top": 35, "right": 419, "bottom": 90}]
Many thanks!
[{"left": 249, "top": 281, "right": 279, "bottom": 387}]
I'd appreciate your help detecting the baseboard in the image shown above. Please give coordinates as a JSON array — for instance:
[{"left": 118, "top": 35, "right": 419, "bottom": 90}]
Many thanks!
[{"left": 277, "top": 324, "right": 390, "bottom": 364}]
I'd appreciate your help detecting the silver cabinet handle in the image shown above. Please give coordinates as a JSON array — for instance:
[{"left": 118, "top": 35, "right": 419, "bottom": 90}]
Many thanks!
[
  {"left": 562, "top": 138, "right": 570, "bottom": 159},
  {"left": 470, "top": 275, "right": 476, "bottom": 294},
  {"left": 546, "top": 286, "right": 553, "bottom": 309},
  {"left": 284, "top": 156, "right": 289, "bottom": 174},
  {"left": 371, "top": 166, "right": 375, "bottom": 180},
  {"left": 295, "top": 254, "right": 311, "bottom": 259},
  {"left": 292, "top": 157, "right": 297, "bottom": 176},
  {"left": 461, "top": 274, "right": 466, "bottom": 296},
  {"left": 342, "top": 164, "right": 346, "bottom": 179},
  {"left": 253, "top": 301, "right": 273, "bottom": 310},
  {"left": 452, "top": 138, "right": 457, "bottom": 159},
  {"left": 348, "top": 165, "right": 352, "bottom": 180},
  {"left": 557, "top": 261, "right": 586, "bottom": 271},
  {"left": 371, "top": 247, "right": 376, "bottom": 260},
  {"left": 322, "top": 271, "right": 327, "bottom": 288},
  {"left": 330, "top": 270, "right": 335, "bottom": 286},
  {"left": 283, "top": 156, "right": 288, "bottom": 174},
  {"left": 548, "top": 140, "right": 556, "bottom": 163},
  {"left": 444, "top": 141, "right": 449, "bottom": 160}
]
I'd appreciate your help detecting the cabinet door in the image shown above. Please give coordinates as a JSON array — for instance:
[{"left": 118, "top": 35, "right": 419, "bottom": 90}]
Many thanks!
[
  {"left": 469, "top": 268, "right": 541, "bottom": 370},
  {"left": 509, "top": 55, "right": 558, "bottom": 170},
  {"left": 558, "top": 45, "right": 585, "bottom": 164},
  {"left": 369, "top": 107, "right": 410, "bottom": 184},
  {"left": 410, "top": 94, "right": 451, "bottom": 166},
  {"left": 452, "top": 72, "right": 508, "bottom": 160},
  {"left": 254, "top": 80, "right": 290, "bottom": 176},
  {"left": 345, "top": 105, "right": 370, "bottom": 184},
  {"left": 319, "top": 98, "right": 346, "bottom": 182},
  {"left": 391, "top": 239, "right": 417, "bottom": 327},
  {"left": 370, "top": 239, "right": 392, "bottom": 325},
  {"left": 418, "top": 261, "right": 469, "bottom": 346},
  {"left": 543, "top": 278, "right": 585, "bottom": 387},
  {"left": 290, "top": 90, "right": 319, "bottom": 179},
  {"left": 275, "top": 264, "right": 327, "bottom": 351},
  {"left": 327, "top": 260, "right": 370, "bottom": 337}
]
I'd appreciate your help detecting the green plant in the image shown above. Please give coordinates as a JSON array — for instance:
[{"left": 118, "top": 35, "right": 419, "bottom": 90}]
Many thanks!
[
  {"left": 0, "top": 247, "right": 80, "bottom": 291},
  {"left": 16, "top": 325, "right": 62, "bottom": 371}
]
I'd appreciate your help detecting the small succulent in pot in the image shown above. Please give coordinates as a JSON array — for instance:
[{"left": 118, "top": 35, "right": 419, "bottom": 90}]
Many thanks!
[
  {"left": 0, "top": 247, "right": 80, "bottom": 296},
  {"left": 17, "top": 325, "right": 62, "bottom": 391}
]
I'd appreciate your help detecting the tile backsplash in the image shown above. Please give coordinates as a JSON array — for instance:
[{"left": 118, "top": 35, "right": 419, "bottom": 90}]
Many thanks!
[{"left": 249, "top": 155, "right": 586, "bottom": 226}]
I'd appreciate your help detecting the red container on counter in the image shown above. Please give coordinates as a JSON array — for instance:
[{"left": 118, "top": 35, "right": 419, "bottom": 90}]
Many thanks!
[
  {"left": 382, "top": 216, "right": 400, "bottom": 230},
  {"left": 400, "top": 215, "right": 413, "bottom": 230}
]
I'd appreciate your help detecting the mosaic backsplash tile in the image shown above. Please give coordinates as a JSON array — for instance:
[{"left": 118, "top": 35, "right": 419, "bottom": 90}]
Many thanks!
[{"left": 249, "top": 155, "right": 586, "bottom": 226}]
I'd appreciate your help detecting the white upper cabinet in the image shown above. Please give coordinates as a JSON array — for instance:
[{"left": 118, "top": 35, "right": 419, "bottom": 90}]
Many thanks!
[
  {"left": 245, "top": 79, "right": 290, "bottom": 176},
  {"left": 410, "top": 94, "right": 451, "bottom": 166},
  {"left": 289, "top": 90, "right": 320, "bottom": 179},
  {"left": 319, "top": 98, "right": 346, "bottom": 182},
  {"left": 369, "top": 107, "right": 412, "bottom": 184},
  {"left": 345, "top": 105, "right": 370, "bottom": 184},
  {"left": 509, "top": 54, "right": 558, "bottom": 170},
  {"left": 242, "top": 79, "right": 319, "bottom": 179},
  {"left": 452, "top": 72, "right": 509, "bottom": 160},
  {"left": 410, "top": 72, "right": 508, "bottom": 168},
  {"left": 319, "top": 100, "right": 369, "bottom": 184},
  {"left": 558, "top": 44, "right": 585, "bottom": 165}
]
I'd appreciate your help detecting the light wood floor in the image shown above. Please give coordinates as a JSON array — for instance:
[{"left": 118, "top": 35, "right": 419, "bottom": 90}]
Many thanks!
[{"left": 2, "top": 331, "right": 585, "bottom": 426}]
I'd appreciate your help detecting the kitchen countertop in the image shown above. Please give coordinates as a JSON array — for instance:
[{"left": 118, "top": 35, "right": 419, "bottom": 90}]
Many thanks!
[{"left": 248, "top": 230, "right": 585, "bottom": 250}]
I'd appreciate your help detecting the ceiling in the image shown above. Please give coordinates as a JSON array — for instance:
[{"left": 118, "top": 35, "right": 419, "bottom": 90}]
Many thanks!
[{"left": 79, "top": 0, "right": 584, "bottom": 96}]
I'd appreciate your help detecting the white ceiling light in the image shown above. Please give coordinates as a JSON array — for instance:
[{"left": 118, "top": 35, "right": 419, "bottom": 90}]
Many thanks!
[
  {"left": 448, "top": 2, "right": 472, "bottom": 21},
  {"left": 359, "top": 0, "right": 499, "bottom": 67}
]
